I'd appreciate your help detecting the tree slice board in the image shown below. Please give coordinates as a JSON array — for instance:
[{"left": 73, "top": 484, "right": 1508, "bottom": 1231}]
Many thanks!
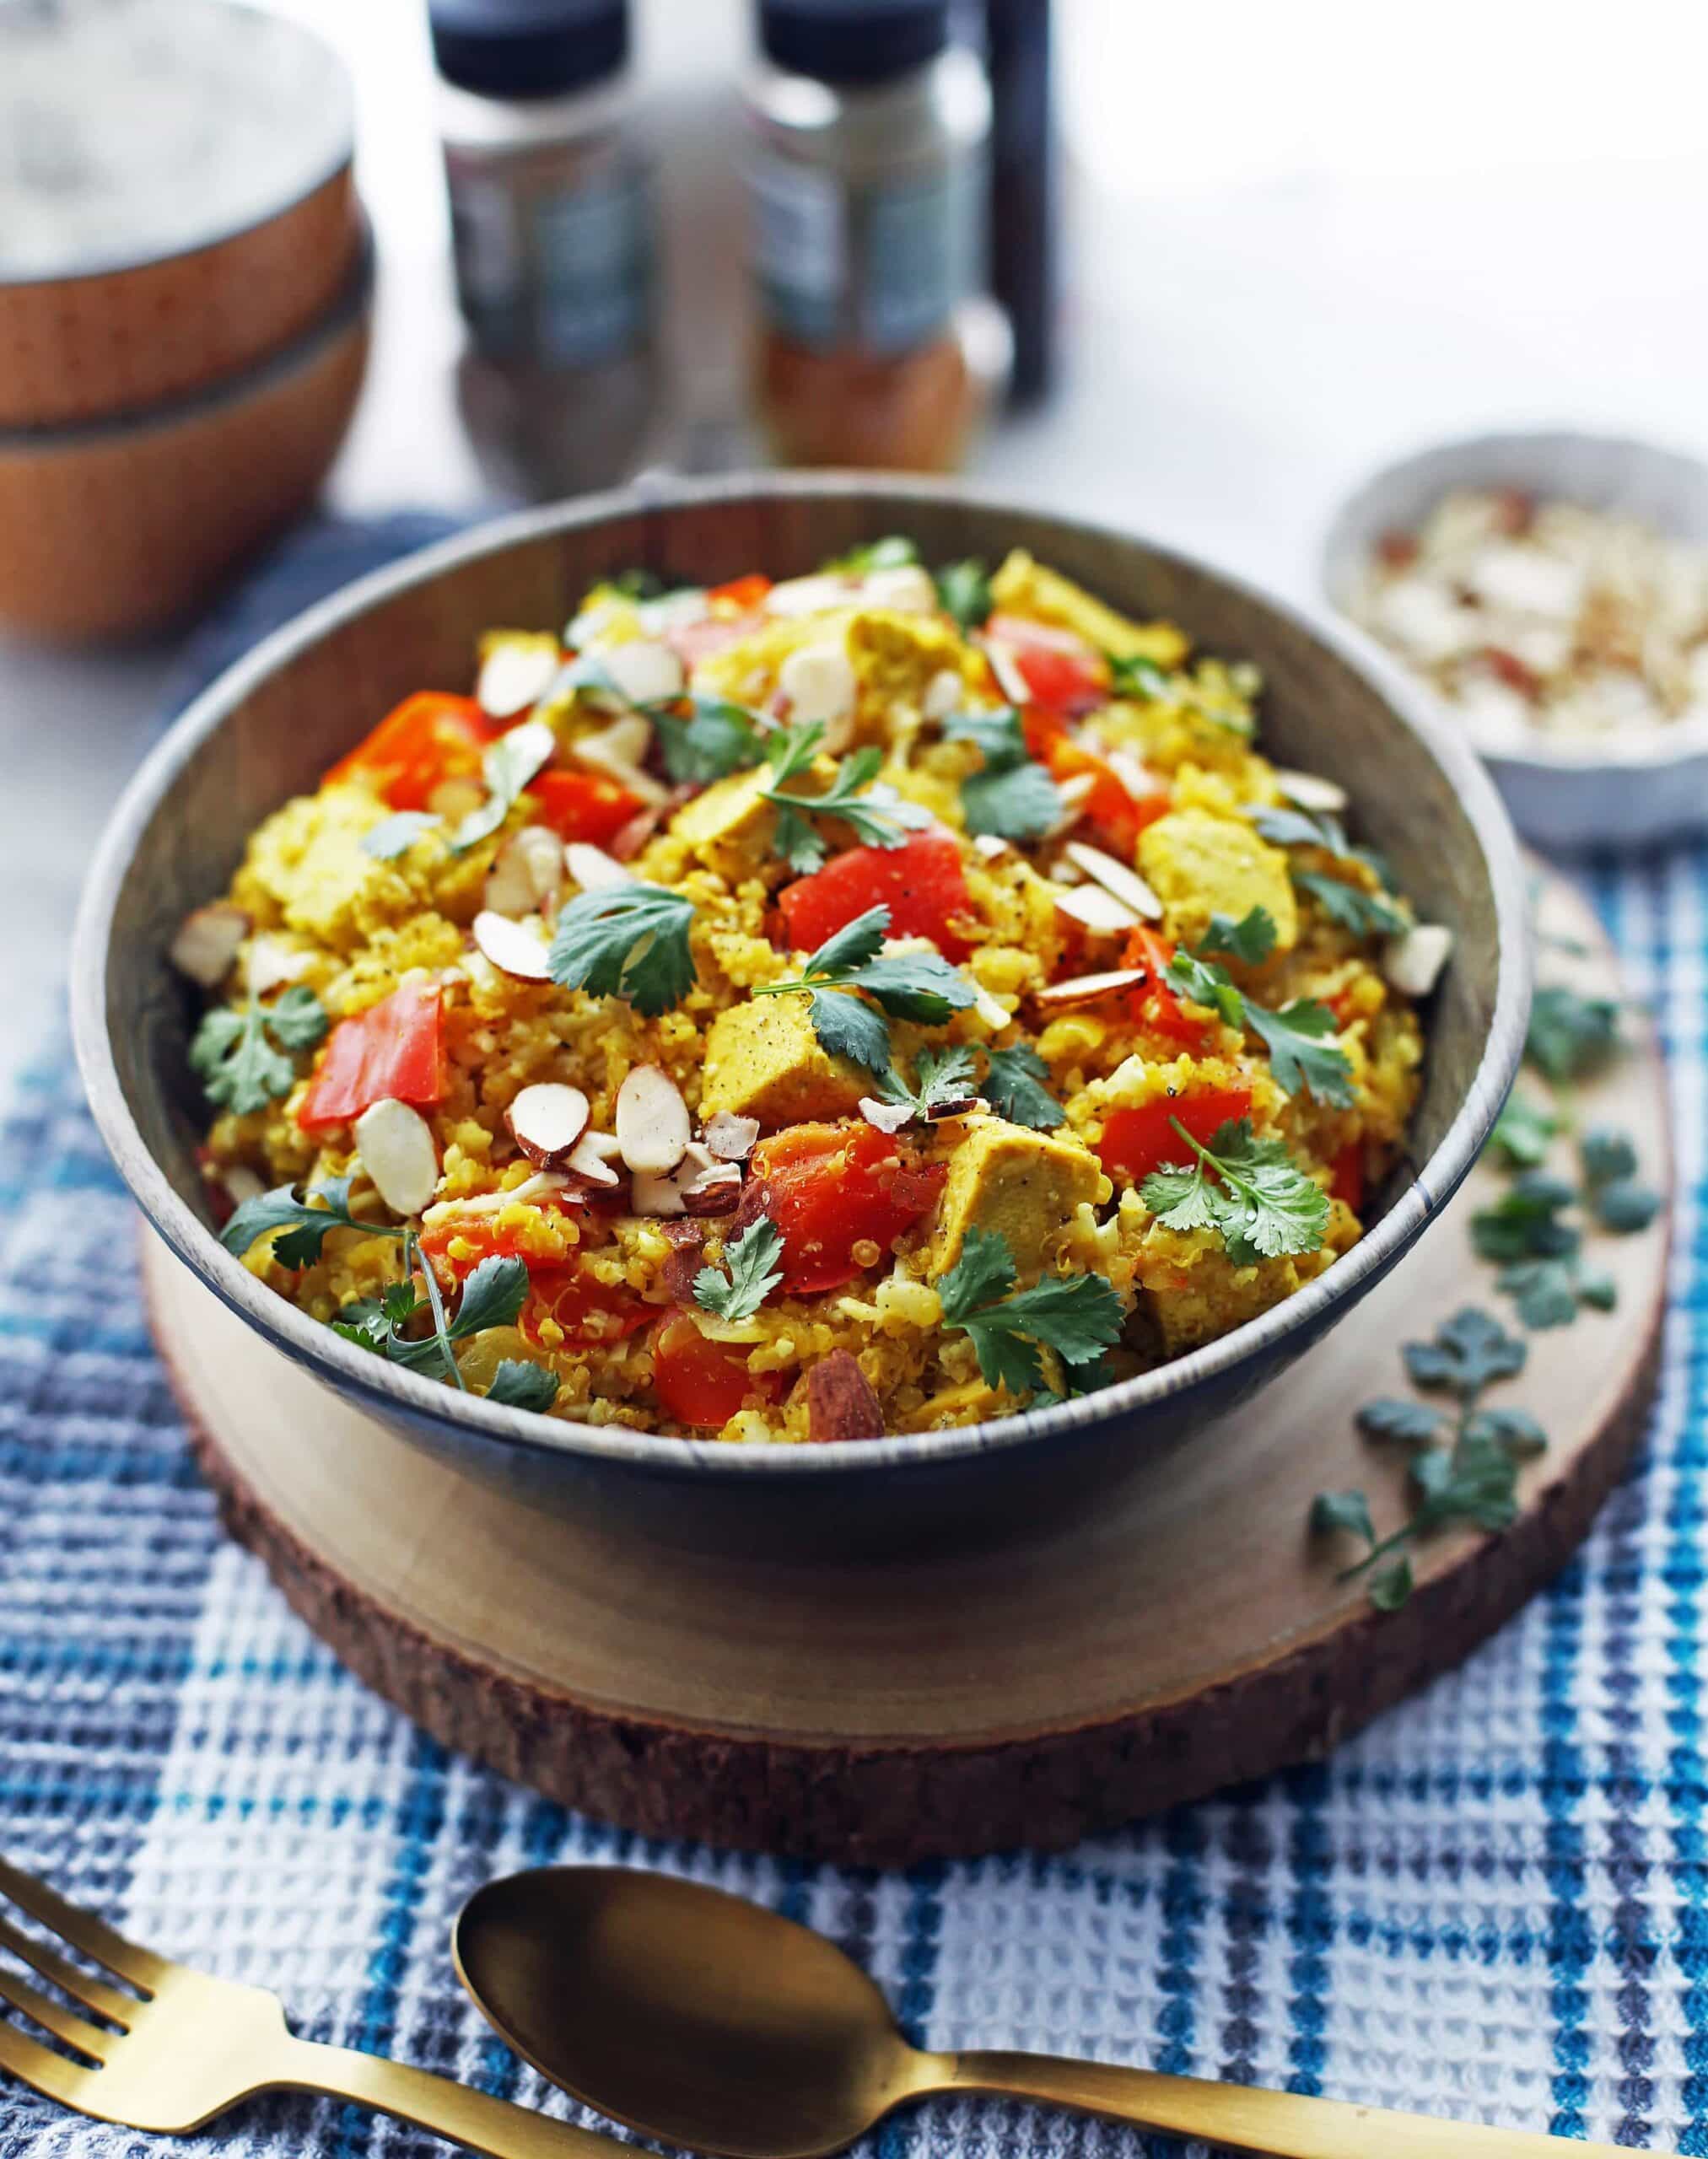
[{"left": 144, "top": 870, "right": 1669, "bottom": 1866}]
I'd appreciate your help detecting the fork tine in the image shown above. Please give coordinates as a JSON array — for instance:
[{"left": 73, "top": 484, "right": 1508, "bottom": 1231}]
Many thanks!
[
  {"left": 0, "top": 1911, "right": 136, "bottom": 2027},
  {"left": 0, "top": 1966, "right": 110, "bottom": 2062},
  {"left": 0, "top": 1859, "right": 164, "bottom": 1994},
  {"left": 0, "top": 2008, "right": 90, "bottom": 2108}
]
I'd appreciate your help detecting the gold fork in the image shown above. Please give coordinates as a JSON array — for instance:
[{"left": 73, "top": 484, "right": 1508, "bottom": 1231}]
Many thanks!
[{"left": 0, "top": 1854, "right": 620, "bottom": 2157}]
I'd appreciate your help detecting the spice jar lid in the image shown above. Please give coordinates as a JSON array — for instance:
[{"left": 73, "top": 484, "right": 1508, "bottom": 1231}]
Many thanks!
[
  {"left": 758, "top": 0, "right": 951, "bottom": 86},
  {"left": 428, "top": 0, "right": 630, "bottom": 100}
]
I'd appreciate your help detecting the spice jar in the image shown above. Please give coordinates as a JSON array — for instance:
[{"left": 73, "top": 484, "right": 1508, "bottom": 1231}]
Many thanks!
[
  {"left": 743, "top": 0, "right": 1001, "bottom": 471},
  {"left": 429, "top": 0, "right": 658, "bottom": 495}
]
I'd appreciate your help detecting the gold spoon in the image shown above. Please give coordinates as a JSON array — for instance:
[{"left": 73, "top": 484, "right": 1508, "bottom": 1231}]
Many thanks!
[{"left": 453, "top": 1866, "right": 1650, "bottom": 2159}]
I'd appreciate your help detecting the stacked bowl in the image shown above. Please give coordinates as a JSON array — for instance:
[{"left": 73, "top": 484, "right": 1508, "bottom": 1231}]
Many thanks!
[{"left": 0, "top": 0, "right": 371, "bottom": 640}]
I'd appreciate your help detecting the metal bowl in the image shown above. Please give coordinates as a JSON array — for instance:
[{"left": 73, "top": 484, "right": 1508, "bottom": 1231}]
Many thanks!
[
  {"left": 1322, "top": 427, "right": 1708, "bottom": 850},
  {"left": 73, "top": 478, "right": 1530, "bottom": 1555}
]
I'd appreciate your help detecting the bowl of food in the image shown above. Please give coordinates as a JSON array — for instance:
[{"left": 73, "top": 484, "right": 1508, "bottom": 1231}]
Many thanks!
[
  {"left": 73, "top": 477, "right": 1528, "bottom": 1553},
  {"left": 1323, "top": 428, "right": 1708, "bottom": 849}
]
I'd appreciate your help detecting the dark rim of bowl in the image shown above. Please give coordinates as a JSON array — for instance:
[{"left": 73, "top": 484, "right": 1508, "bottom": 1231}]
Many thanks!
[
  {"left": 0, "top": 225, "right": 374, "bottom": 450},
  {"left": 72, "top": 473, "right": 1533, "bottom": 1482}
]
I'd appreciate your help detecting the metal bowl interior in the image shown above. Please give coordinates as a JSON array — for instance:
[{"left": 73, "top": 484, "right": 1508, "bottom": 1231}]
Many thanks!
[
  {"left": 73, "top": 478, "right": 1530, "bottom": 1550},
  {"left": 1321, "top": 427, "right": 1708, "bottom": 848}
]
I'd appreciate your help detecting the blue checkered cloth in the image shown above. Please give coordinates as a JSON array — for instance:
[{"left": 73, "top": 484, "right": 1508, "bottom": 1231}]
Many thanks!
[{"left": 3, "top": 515, "right": 1705, "bottom": 2157}]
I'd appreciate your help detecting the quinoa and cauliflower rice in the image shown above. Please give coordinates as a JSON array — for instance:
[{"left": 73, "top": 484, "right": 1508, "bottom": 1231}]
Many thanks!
[{"left": 176, "top": 543, "right": 1452, "bottom": 1444}]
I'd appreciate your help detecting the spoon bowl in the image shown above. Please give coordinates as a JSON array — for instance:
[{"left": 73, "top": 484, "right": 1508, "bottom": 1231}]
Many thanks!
[{"left": 454, "top": 1867, "right": 926, "bottom": 2158}]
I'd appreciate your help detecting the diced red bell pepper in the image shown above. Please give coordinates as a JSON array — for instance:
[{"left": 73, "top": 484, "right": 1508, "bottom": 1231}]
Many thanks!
[
  {"left": 986, "top": 613, "right": 1109, "bottom": 714},
  {"left": 323, "top": 692, "right": 498, "bottom": 811},
  {"left": 706, "top": 573, "right": 772, "bottom": 611},
  {"left": 776, "top": 830, "right": 973, "bottom": 961},
  {"left": 520, "top": 1267, "right": 651, "bottom": 1347},
  {"left": 650, "top": 1311, "right": 781, "bottom": 1429},
  {"left": 526, "top": 768, "right": 644, "bottom": 846},
  {"left": 1122, "top": 928, "right": 1214, "bottom": 1053},
  {"left": 750, "top": 1123, "right": 945, "bottom": 1295},
  {"left": 1328, "top": 1144, "right": 1365, "bottom": 1211},
  {"left": 1097, "top": 1085, "right": 1253, "bottom": 1186},
  {"left": 297, "top": 981, "right": 445, "bottom": 1132},
  {"left": 1024, "top": 708, "right": 1170, "bottom": 858}
]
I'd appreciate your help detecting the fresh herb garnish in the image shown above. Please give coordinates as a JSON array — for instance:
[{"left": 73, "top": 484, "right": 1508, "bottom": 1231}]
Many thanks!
[
  {"left": 758, "top": 725, "right": 933, "bottom": 875},
  {"left": 692, "top": 1216, "right": 786, "bottom": 1323},
  {"left": 644, "top": 692, "right": 768, "bottom": 783},
  {"left": 361, "top": 811, "right": 444, "bottom": 862},
  {"left": 337, "top": 1241, "right": 555, "bottom": 1408},
  {"left": 982, "top": 1042, "right": 1065, "bottom": 1131},
  {"left": 826, "top": 536, "right": 919, "bottom": 573},
  {"left": 753, "top": 904, "right": 977, "bottom": 1074},
  {"left": 1580, "top": 1126, "right": 1661, "bottom": 1233},
  {"left": 1489, "top": 1090, "right": 1564, "bottom": 1168},
  {"left": 484, "top": 1359, "right": 563, "bottom": 1411},
  {"left": 937, "top": 1225, "right": 1123, "bottom": 1397},
  {"left": 450, "top": 719, "right": 557, "bottom": 853},
  {"left": 935, "top": 558, "right": 992, "bottom": 631},
  {"left": 941, "top": 705, "right": 1062, "bottom": 842},
  {"left": 547, "top": 881, "right": 698, "bottom": 1016},
  {"left": 223, "top": 1172, "right": 402, "bottom": 1268},
  {"left": 1107, "top": 652, "right": 1171, "bottom": 701},
  {"left": 876, "top": 1044, "right": 981, "bottom": 1121},
  {"left": 1164, "top": 915, "right": 1355, "bottom": 1106},
  {"left": 191, "top": 987, "right": 328, "bottom": 1116},
  {"left": 1249, "top": 805, "right": 1392, "bottom": 889},
  {"left": 1525, "top": 985, "right": 1621, "bottom": 1084},
  {"left": 1294, "top": 870, "right": 1409, "bottom": 940},
  {"left": 1313, "top": 1308, "right": 1539, "bottom": 1610},
  {"left": 1140, "top": 1115, "right": 1330, "bottom": 1263}
]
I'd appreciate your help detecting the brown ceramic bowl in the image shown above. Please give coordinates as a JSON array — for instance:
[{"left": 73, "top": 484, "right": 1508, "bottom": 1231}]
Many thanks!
[
  {"left": 0, "top": 240, "right": 372, "bottom": 642},
  {"left": 71, "top": 478, "right": 1531, "bottom": 1556}
]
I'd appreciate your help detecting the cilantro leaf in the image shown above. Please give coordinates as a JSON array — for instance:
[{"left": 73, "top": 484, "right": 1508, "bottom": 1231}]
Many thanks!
[
  {"left": 1496, "top": 1256, "right": 1599, "bottom": 1329},
  {"left": 333, "top": 1279, "right": 420, "bottom": 1352},
  {"left": 1591, "top": 1179, "right": 1660, "bottom": 1234},
  {"left": 222, "top": 1174, "right": 404, "bottom": 1268},
  {"left": 877, "top": 1044, "right": 981, "bottom": 1120},
  {"left": 1470, "top": 1176, "right": 1579, "bottom": 1265},
  {"left": 1464, "top": 1405, "right": 1549, "bottom": 1456},
  {"left": 645, "top": 692, "right": 768, "bottom": 783},
  {"left": 937, "top": 1226, "right": 1122, "bottom": 1397},
  {"left": 761, "top": 740, "right": 932, "bottom": 875},
  {"left": 941, "top": 705, "right": 1029, "bottom": 766},
  {"left": 1526, "top": 985, "right": 1620, "bottom": 1083},
  {"left": 1311, "top": 1489, "right": 1376, "bottom": 1547},
  {"left": 450, "top": 719, "right": 557, "bottom": 853},
  {"left": 1107, "top": 652, "right": 1171, "bottom": 701},
  {"left": 1199, "top": 906, "right": 1278, "bottom": 967},
  {"left": 1489, "top": 1090, "right": 1563, "bottom": 1169},
  {"left": 1248, "top": 804, "right": 1392, "bottom": 888},
  {"left": 1164, "top": 946, "right": 1247, "bottom": 1028},
  {"left": 693, "top": 1216, "right": 786, "bottom": 1323},
  {"left": 547, "top": 882, "right": 698, "bottom": 1017},
  {"left": 1411, "top": 1429, "right": 1519, "bottom": 1532},
  {"left": 1139, "top": 1116, "right": 1329, "bottom": 1263},
  {"left": 1403, "top": 1307, "right": 1526, "bottom": 1397},
  {"left": 1369, "top": 1559, "right": 1414, "bottom": 1611},
  {"left": 387, "top": 1253, "right": 531, "bottom": 1376},
  {"left": 1247, "top": 999, "right": 1357, "bottom": 1108},
  {"left": 935, "top": 558, "right": 992, "bottom": 631},
  {"left": 982, "top": 1042, "right": 1064, "bottom": 1131},
  {"left": 1355, "top": 1397, "right": 1446, "bottom": 1445},
  {"left": 840, "top": 949, "right": 978, "bottom": 1024},
  {"left": 484, "top": 1359, "right": 562, "bottom": 1411},
  {"left": 806, "top": 904, "right": 892, "bottom": 976},
  {"left": 1579, "top": 1127, "right": 1637, "bottom": 1185},
  {"left": 1294, "top": 870, "right": 1409, "bottom": 940},
  {"left": 962, "top": 758, "right": 1063, "bottom": 842},
  {"left": 361, "top": 810, "right": 444, "bottom": 861},
  {"left": 806, "top": 989, "right": 892, "bottom": 1073},
  {"left": 827, "top": 535, "right": 919, "bottom": 572},
  {"left": 191, "top": 989, "right": 327, "bottom": 1117},
  {"left": 757, "top": 906, "right": 976, "bottom": 1072}
]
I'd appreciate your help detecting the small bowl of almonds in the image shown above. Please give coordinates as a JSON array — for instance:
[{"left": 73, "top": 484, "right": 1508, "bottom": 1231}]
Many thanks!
[{"left": 1323, "top": 428, "right": 1708, "bottom": 848}]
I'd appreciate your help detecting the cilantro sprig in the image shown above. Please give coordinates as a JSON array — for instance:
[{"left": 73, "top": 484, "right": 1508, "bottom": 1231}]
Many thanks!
[
  {"left": 221, "top": 1172, "right": 402, "bottom": 1268},
  {"left": 1140, "top": 1116, "right": 1329, "bottom": 1264},
  {"left": 1107, "top": 652, "right": 1171, "bottom": 701},
  {"left": 191, "top": 988, "right": 327, "bottom": 1117},
  {"left": 692, "top": 1217, "right": 786, "bottom": 1323},
  {"left": 1312, "top": 1308, "right": 1540, "bottom": 1611},
  {"left": 1488, "top": 1089, "right": 1563, "bottom": 1168},
  {"left": 1294, "top": 871, "right": 1409, "bottom": 940},
  {"left": 1248, "top": 804, "right": 1392, "bottom": 886},
  {"left": 876, "top": 1044, "right": 981, "bottom": 1122},
  {"left": 644, "top": 692, "right": 768, "bottom": 784},
  {"left": 358, "top": 720, "right": 556, "bottom": 861},
  {"left": 937, "top": 1226, "right": 1123, "bottom": 1398},
  {"left": 757, "top": 724, "right": 933, "bottom": 875},
  {"left": 1525, "top": 985, "right": 1621, "bottom": 1084},
  {"left": 1162, "top": 910, "right": 1355, "bottom": 1106},
  {"left": 547, "top": 881, "right": 698, "bottom": 1017},
  {"left": 335, "top": 1237, "right": 558, "bottom": 1409},
  {"left": 935, "top": 558, "right": 993, "bottom": 632},
  {"left": 941, "top": 705, "right": 1063, "bottom": 842},
  {"left": 825, "top": 536, "right": 919, "bottom": 573},
  {"left": 754, "top": 905, "right": 976, "bottom": 1074}
]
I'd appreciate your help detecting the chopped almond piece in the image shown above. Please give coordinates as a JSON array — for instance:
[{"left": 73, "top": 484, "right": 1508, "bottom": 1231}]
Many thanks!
[
  {"left": 471, "top": 910, "right": 552, "bottom": 982},
  {"left": 170, "top": 902, "right": 250, "bottom": 988},
  {"left": 806, "top": 1350, "right": 884, "bottom": 1442},
  {"left": 1033, "top": 967, "right": 1145, "bottom": 1010},
  {"left": 616, "top": 1064, "right": 692, "bottom": 1174},
  {"left": 505, "top": 1083, "right": 590, "bottom": 1167},
  {"left": 353, "top": 1098, "right": 439, "bottom": 1217}
]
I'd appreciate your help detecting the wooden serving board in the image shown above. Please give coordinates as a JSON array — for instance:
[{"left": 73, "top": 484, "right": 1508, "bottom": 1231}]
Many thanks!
[{"left": 145, "top": 872, "right": 1669, "bottom": 1866}]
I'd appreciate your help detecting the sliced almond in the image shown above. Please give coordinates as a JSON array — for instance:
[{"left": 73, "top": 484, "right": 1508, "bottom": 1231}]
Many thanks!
[
  {"left": 1274, "top": 768, "right": 1350, "bottom": 815},
  {"left": 616, "top": 1063, "right": 692, "bottom": 1174},
  {"left": 1383, "top": 923, "right": 1453, "bottom": 997},
  {"left": 563, "top": 840, "right": 633, "bottom": 891},
  {"left": 353, "top": 1098, "right": 439, "bottom": 1218},
  {"left": 862, "top": 564, "right": 938, "bottom": 614},
  {"left": 1054, "top": 883, "right": 1142, "bottom": 935},
  {"left": 471, "top": 910, "right": 552, "bottom": 983},
  {"left": 571, "top": 713, "right": 671, "bottom": 806},
  {"left": 633, "top": 1141, "right": 739, "bottom": 1218},
  {"left": 859, "top": 1097, "right": 916, "bottom": 1134},
  {"left": 477, "top": 639, "right": 561, "bottom": 720},
  {"left": 972, "top": 832, "right": 1013, "bottom": 861},
  {"left": 221, "top": 1165, "right": 264, "bottom": 1206},
  {"left": 483, "top": 837, "right": 541, "bottom": 917},
  {"left": 778, "top": 640, "right": 858, "bottom": 746},
  {"left": 924, "top": 668, "right": 966, "bottom": 720},
  {"left": 170, "top": 902, "right": 250, "bottom": 988},
  {"left": 680, "top": 1162, "right": 743, "bottom": 1215},
  {"left": 1063, "top": 840, "right": 1164, "bottom": 921},
  {"left": 765, "top": 573, "right": 856, "bottom": 617},
  {"left": 983, "top": 638, "right": 1031, "bottom": 704},
  {"left": 1106, "top": 748, "right": 1164, "bottom": 800},
  {"left": 637, "top": 588, "right": 710, "bottom": 635},
  {"left": 703, "top": 1112, "right": 760, "bottom": 1161},
  {"left": 505, "top": 1082, "right": 590, "bottom": 1168},
  {"left": 608, "top": 804, "right": 665, "bottom": 859},
  {"left": 1033, "top": 967, "right": 1145, "bottom": 1010},
  {"left": 565, "top": 1129, "right": 623, "bottom": 1189},
  {"left": 245, "top": 934, "right": 315, "bottom": 997},
  {"left": 601, "top": 637, "right": 685, "bottom": 707},
  {"left": 485, "top": 825, "right": 564, "bottom": 917}
]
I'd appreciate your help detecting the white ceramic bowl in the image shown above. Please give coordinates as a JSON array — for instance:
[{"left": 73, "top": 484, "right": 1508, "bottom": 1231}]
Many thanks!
[{"left": 1322, "top": 428, "right": 1708, "bottom": 850}]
